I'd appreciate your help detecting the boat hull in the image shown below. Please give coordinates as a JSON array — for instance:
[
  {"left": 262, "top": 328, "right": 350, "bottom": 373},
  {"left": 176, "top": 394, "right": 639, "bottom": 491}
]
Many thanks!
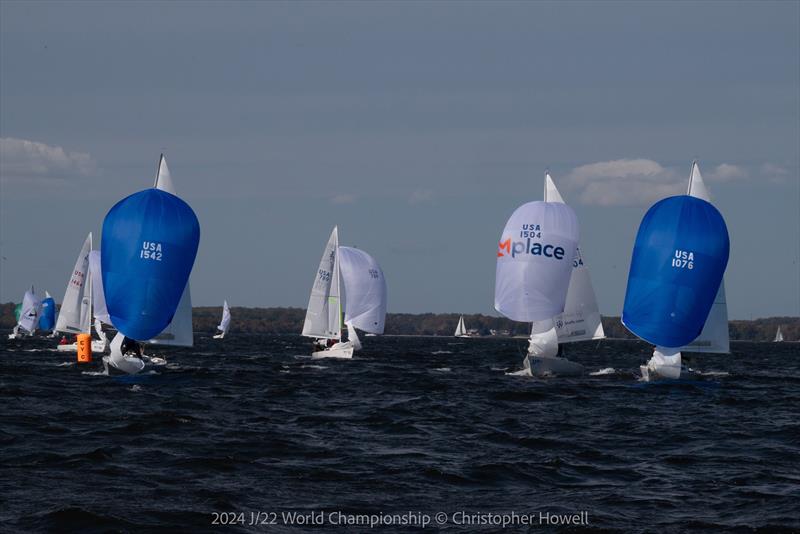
[
  {"left": 56, "top": 340, "right": 107, "bottom": 353},
  {"left": 102, "top": 354, "right": 146, "bottom": 375},
  {"left": 526, "top": 355, "right": 584, "bottom": 377},
  {"left": 312, "top": 341, "right": 354, "bottom": 359}
]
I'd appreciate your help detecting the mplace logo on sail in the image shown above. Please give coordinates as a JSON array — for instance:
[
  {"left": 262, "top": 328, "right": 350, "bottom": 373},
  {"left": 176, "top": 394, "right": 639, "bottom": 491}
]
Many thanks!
[{"left": 497, "top": 238, "right": 566, "bottom": 259}]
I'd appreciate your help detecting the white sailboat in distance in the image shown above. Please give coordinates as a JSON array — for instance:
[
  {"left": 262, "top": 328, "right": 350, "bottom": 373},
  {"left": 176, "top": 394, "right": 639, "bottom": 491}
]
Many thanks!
[
  {"left": 213, "top": 300, "right": 231, "bottom": 339},
  {"left": 302, "top": 226, "right": 387, "bottom": 359},
  {"left": 774, "top": 327, "right": 784, "bottom": 342},
  {"left": 454, "top": 315, "right": 470, "bottom": 337}
]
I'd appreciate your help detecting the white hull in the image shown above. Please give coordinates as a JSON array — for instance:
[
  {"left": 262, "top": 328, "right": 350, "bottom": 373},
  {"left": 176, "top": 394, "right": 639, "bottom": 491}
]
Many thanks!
[
  {"left": 526, "top": 355, "right": 584, "bottom": 377},
  {"left": 213, "top": 333, "right": 225, "bottom": 339},
  {"left": 640, "top": 364, "right": 699, "bottom": 382},
  {"left": 312, "top": 341, "right": 354, "bottom": 359},
  {"left": 56, "top": 340, "right": 107, "bottom": 353},
  {"left": 102, "top": 354, "right": 146, "bottom": 375}
]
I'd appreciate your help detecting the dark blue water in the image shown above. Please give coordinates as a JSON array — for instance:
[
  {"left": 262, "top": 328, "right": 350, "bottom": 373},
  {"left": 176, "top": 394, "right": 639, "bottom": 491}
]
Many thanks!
[{"left": 1, "top": 334, "right": 798, "bottom": 533}]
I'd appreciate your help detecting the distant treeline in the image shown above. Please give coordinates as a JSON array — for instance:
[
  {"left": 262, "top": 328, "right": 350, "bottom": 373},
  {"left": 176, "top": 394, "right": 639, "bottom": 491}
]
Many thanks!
[{"left": 2, "top": 302, "right": 797, "bottom": 342}]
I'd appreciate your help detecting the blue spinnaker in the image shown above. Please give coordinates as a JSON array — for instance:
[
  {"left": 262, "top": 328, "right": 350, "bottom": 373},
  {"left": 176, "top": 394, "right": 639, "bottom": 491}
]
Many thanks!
[
  {"left": 101, "top": 188, "right": 200, "bottom": 341},
  {"left": 622, "top": 195, "right": 729, "bottom": 348},
  {"left": 39, "top": 296, "right": 56, "bottom": 331}
]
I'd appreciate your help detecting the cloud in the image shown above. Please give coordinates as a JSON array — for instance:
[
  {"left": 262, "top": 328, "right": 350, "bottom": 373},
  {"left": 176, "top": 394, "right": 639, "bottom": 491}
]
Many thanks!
[
  {"left": 330, "top": 194, "right": 356, "bottom": 204},
  {"left": 562, "top": 158, "right": 683, "bottom": 206},
  {"left": 561, "top": 158, "right": 760, "bottom": 206},
  {"left": 409, "top": 188, "right": 434, "bottom": 205},
  {"left": 760, "top": 163, "right": 790, "bottom": 184},
  {"left": 0, "top": 137, "right": 97, "bottom": 184},
  {"left": 707, "top": 163, "right": 747, "bottom": 182}
]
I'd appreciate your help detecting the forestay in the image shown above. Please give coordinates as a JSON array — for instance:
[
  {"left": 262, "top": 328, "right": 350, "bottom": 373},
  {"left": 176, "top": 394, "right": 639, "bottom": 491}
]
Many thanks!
[
  {"left": 302, "top": 227, "right": 342, "bottom": 340},
  {"left": 338, "top": 246, "right": 387, "bottom": 334},
  {"left": 494, "top": 201, "right": 579, "bottom": 322}
]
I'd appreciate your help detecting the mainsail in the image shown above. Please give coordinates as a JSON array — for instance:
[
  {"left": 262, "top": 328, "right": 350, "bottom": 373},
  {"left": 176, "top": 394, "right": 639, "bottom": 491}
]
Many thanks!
[
  {"left": 217, "top": 300, "right": 231, "bottom": 336},
  {"left": 302, "top": 227, "right": 342, "bottom": 340},
  {"left": 678, "top": 162, "right": 730, "bottom": 353},
  {"left": 55, "top": 233, "right": 92, "bottom": 334},
  {"left": 542, "top": 173, "right": 605, "bottom": 343},
  {"left": 147, "top": 154, "right": 194, "bottom": 347}
]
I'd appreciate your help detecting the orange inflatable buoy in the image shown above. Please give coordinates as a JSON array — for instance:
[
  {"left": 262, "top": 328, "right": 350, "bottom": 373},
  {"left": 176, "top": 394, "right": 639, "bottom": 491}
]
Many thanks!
[{"left": 77, "top": 333, "right": 92, "bottom": 363}]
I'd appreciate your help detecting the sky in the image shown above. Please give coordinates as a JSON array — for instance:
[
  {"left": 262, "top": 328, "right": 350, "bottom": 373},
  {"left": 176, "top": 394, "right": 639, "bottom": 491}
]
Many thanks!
[{"left": 1, "top": 1, "right": 798, "bottom": 320}]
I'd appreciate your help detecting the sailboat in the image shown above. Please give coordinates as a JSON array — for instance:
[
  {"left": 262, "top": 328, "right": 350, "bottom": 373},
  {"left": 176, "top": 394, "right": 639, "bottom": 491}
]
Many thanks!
[
  {"left": 54, "top": 233, "right": 109, "bottom": 353},
  {"left": 623, "top": 161, "right": 730, "bottom": 381},
  {"left": 774, "top": 327, "right": 784, "bottom": 342},
  {"left": 301, "top": 226, "right": 387, "bottom": 359},
  {"left": 213, "top": 300, "right": 231, "bottom": 339},
  {"left": 101, "top": 155, "right": 200, "bottom": 375},
  {"left": 8, "top": 286, "right": 42, "bottom": 339},
  {"left": 39, "top": 292, "right": 56, "bottom": 336},
  {"left": 454, "top": 315, "right": 470, "bottom": 337},
  {"left": 524, "top": 173, "right": 606, "bottom": 376},
  {"left": 494, "top": 174, "right": 580, "bottom": 376}
]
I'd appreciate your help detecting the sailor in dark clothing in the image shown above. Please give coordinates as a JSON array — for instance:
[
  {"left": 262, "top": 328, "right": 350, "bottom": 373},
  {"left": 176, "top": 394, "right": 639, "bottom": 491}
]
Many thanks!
[{"left": 121, "top": 337, "right": 142, "bottom": 357}]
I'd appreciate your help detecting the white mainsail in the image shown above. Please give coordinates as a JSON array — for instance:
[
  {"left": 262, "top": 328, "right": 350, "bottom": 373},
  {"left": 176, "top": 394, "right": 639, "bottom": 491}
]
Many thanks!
[
  {"left": 146, "top": 154, "right": 194, "bottom": 347},
  {"left": 337, "top": 246, "right": 387, "bottom": 334},
  {"left": 678, "top": 161, "right": 730, "bottom": 353},
  {"left": 216, "top": 300, "right": 231, "bottom": 337},
  {"left": 55, "top": 233, "right": 93, "bottom": 334},
  {"left": 543, "top": 173, "right": 605, "bottom": 343},
  {"left": 454, "top": 316, "right": 467, "bottom": 337},
  {"left": 18, "top": 286, "right": 42, "bottom": 334},
  {"left": 302, "top": 227, "right": 342, "bottom": 340},
  {"left": 88, "top": 250, "right": 111, "bottom": 325},
  {"left": 774, "top": 327, "right": 784, "bottom": 342}
]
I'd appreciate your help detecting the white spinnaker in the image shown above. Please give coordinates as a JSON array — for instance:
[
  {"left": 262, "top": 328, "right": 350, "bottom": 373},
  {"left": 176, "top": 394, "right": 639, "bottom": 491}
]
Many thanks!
[
  {"left": 678, "top": 161, "right": 730, "bottom": 353},
  {"left": 217, "top": 300, "right": 231, "bottom": 335},
  {"left": 302, "top": 227, "right": 342, "bottom": 339},
  {"left": 544, "top": 174, "right": 605, "bottom": 343},
  {"left": 454, "top": 316, "right": 466, "bottom": 336},
  {"left": 494, "top": 201, "right": 579, "bottom": 322},
  {"left": 337, "top": 246, "right": 387, "bottom": 334},
  {"left": 18, "top": 286, "right": 42, "bottom": 334},
  {"left": 88, "top": 250, "right": 111, "bottom": 325},
  {"left": 528, "top": 318, "right": 559, "bottom": 358},
  {"left": 55, "top": 233, "right": 92, "bottom": 334},
  {"left": 147, "top": 153, "right": 194, "bottom": 347}
]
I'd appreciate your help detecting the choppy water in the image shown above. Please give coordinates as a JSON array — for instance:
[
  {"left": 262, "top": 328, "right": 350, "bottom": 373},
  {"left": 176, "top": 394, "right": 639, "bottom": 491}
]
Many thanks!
[{"left": 1, "top": 334, "right": 798, "bottom": 533}]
